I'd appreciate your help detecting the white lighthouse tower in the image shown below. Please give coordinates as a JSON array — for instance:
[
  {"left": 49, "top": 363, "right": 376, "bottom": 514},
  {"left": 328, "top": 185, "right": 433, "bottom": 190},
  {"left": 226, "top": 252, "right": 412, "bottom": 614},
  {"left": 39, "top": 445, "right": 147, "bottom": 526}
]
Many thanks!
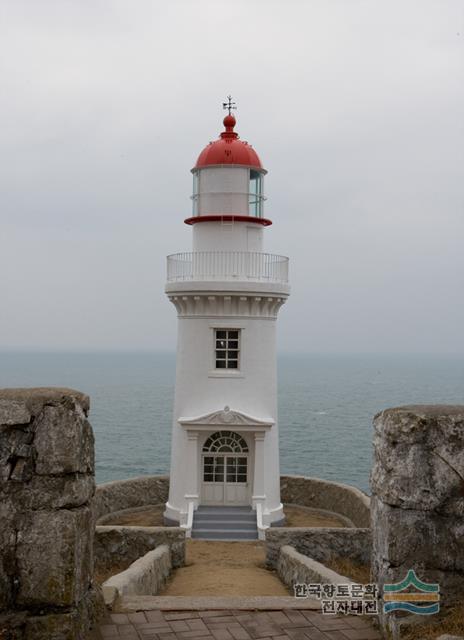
[{"left": 164, "top": 100, "right": 290, "bottom": 538}]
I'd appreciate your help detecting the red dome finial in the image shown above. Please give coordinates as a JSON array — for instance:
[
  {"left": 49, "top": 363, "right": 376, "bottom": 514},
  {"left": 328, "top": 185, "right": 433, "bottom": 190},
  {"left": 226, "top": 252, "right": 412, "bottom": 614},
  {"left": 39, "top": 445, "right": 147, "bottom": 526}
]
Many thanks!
[{"left": 221, "top": 113, "right": 238, "bottom": 139}]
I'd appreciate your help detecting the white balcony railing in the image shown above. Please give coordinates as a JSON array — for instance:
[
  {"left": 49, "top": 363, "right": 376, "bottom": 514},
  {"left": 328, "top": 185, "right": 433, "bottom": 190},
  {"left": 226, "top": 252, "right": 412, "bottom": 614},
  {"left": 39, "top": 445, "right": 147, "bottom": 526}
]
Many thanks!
[{"left": 167, "top": 251, "right": 289, "bottom": 284}]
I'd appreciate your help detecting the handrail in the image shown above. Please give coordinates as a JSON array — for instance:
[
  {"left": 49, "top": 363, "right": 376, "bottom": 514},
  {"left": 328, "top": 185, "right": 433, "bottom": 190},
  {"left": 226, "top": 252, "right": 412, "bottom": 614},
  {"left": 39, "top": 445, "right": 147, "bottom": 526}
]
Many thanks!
[
  {"left": 167, "top": 251, "right": 289, "bottom": 284},
  {"left": 256, "top": 502, "right": 268, "bottom": 541},
  {"left": 180, "top": 500, "right": 195, "bottom": 538}
]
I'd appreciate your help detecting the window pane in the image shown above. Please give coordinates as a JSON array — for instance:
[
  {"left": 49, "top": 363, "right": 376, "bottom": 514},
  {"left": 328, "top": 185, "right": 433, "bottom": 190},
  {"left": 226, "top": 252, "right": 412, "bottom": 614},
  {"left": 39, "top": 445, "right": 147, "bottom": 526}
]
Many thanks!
[
  {"left": 237, "top": 474, "right": 247, "bottom": 483},
  {"left": 214, "top": 457, "right": 224, "bottom": 481},
  {"left": 216, "top": 350, "right": 226, "bottom": 359},
  {"left": 204, "top": 473, "right": 213, "bottom": 482},
  {"left": 216, "top": 339, "right": 227, "bottom": 349},
  {"left": 228, "top": 340, "right": 239, "bottom": 349},
  {"left": 228, "top": 331, "right": 239, "bottom": 339},
  {"left": 216, "top": 361, "right": 226, "bottom": 368},
  {"left": 216, "top": 331, "right": 226, "bottom": 339},
  {"left": 227, "top": 361, "right": 238, "bottom": 369}
]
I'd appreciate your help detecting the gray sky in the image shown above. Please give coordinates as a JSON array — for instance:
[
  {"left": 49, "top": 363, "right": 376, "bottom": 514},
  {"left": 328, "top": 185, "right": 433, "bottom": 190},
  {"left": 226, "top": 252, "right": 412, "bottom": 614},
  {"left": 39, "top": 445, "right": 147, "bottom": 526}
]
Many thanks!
[{"left": 1, "top": 0, "right": 463, "bottom": 354}]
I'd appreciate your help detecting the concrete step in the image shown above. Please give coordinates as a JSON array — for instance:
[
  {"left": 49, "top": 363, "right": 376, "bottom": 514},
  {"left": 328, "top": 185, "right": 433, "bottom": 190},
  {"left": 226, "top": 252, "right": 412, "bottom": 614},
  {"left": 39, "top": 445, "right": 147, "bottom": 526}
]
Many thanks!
[
  {"left": 191, "top": 506, "right": 258, "bottom": 540},
  {"left": 194, "top": 512, "right": 256, "bottom": 522},
  {"left": 192, "top": 519, "right": 257, "bottom": 530},
  {"left": 196, "top": 506, "right": 253, "bottom": 512},
  {"left": 191, "top": 528, "right": 258, "bottom": 540}
]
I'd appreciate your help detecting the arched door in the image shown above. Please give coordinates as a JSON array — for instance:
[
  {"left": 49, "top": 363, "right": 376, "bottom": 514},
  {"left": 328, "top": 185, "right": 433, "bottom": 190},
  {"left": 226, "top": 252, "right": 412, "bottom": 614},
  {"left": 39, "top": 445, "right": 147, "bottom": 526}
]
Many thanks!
[{"left": 201, "top": 431, "right": 250, "bottom": 505}]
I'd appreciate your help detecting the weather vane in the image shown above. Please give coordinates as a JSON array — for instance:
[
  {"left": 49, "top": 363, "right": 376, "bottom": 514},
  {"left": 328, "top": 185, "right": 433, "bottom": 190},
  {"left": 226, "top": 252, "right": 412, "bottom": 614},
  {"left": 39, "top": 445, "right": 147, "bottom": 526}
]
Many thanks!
[{"left": 222, "top": 95, "right": 236, "bottom": 115}]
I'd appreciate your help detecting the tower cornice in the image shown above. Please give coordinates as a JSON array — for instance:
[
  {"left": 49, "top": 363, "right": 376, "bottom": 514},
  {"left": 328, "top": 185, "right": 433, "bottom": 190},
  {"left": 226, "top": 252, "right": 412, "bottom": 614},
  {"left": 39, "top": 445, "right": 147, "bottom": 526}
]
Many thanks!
[{"left": 167, "top": 292, "right": 288, "bottom": 318}]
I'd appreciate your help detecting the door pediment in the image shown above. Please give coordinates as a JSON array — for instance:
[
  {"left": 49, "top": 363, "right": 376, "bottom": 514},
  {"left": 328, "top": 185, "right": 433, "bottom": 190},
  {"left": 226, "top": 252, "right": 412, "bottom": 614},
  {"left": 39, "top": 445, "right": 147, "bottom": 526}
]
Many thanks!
[{"left": 179, "top": 405, "right": 273, "bottom": 429}]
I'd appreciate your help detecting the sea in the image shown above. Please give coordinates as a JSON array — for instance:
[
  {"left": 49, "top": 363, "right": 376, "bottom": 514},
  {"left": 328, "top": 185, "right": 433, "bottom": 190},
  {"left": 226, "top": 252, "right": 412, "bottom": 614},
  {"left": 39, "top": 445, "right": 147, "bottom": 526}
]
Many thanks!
[{"left": 0, "top": 352, "right": 462, "bottom": 493}]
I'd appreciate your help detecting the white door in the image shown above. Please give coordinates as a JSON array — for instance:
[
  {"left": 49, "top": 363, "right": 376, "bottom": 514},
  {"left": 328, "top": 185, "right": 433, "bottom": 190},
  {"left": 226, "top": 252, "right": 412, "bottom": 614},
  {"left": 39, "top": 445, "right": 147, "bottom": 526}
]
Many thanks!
[{"left": 201, "top": 431, "right": 250, "bottom": 506}]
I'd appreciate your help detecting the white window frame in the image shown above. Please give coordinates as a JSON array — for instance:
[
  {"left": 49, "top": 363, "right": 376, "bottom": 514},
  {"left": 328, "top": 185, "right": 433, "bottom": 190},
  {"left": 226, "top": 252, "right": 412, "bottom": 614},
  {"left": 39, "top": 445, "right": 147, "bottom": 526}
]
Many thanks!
[{"left": 213, "top": 328, "right": 241, "bottom": 371}]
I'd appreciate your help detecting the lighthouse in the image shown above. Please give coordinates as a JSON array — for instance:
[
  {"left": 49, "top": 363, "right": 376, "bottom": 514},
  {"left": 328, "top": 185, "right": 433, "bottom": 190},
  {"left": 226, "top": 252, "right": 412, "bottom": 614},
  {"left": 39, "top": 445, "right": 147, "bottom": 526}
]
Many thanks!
[{"left": 164, "top": 99, "right": 290, "bottom": 538}]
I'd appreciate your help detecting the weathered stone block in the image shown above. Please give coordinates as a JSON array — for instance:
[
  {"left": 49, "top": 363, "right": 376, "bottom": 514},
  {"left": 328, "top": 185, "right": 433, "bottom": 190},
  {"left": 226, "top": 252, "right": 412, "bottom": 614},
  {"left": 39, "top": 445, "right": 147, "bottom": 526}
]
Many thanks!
[
  {"left": 16, "top": 506, "right": 93, "bottom": 607},
  {"left": 0, "top": 399, "right": 31, "bottom": 426},
  {"left": 371, "top": 497, "right": 464, "bottom": 572},
  {"left": 0, "top": 388, "right": 89, "bottom": 421},
  {"left": 2, "top": 474, "right": 94, "bottom": 511},
  {"left": 371, "top": 405, "right": 464, "bottom": 511},
  {"left": 0, "top": 388, "right": 102, "bottom": 637},
  {"left": 23, "top": 585, "right": 106, "bottom": 640},
  {"left": 34, "top": 400, "right": 94, "bottom": 475},
  {"left": 0, "top": 502, "right": 18, "bottom": 611},
  {"left": 371, "top": 405, "right": 464, "bottom": 637}
]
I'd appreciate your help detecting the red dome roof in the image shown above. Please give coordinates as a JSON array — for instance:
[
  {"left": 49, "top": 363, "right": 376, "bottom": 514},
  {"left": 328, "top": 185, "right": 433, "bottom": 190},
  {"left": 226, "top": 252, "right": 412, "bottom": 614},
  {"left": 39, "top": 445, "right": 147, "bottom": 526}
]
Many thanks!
[{"left": 194, "top": 114, "right": 263, "bottom": 170}]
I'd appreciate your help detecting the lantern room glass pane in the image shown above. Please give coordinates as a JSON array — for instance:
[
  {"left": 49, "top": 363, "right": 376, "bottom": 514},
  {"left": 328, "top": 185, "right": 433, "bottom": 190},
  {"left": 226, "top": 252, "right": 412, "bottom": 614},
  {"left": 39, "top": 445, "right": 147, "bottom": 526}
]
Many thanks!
[
  {"left": 192, "top": 172, "right": 199, "bottom": 216},
  {"left": 249, "top": 170, "right": 263, "bottom": 218}
]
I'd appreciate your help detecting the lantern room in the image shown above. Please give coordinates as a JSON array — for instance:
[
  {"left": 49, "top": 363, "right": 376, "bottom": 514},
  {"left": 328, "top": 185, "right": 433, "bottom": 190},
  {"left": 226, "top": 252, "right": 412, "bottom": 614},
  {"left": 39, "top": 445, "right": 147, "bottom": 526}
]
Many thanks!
[{"left": 185, "top": 113, "right": 270, "bottom": 226}]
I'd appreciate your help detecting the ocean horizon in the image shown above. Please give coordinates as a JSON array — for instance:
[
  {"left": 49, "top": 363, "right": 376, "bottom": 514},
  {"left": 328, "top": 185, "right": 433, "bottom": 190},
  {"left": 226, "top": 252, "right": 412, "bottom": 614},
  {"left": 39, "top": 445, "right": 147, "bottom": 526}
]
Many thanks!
[{"left": 0, "top": 351, "right": 462, "bottom": 493}]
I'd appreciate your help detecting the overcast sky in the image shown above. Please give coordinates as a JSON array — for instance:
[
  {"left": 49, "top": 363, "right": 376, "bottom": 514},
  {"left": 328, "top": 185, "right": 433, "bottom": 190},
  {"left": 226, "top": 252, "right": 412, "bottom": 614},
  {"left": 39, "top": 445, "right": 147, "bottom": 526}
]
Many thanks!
[{"left": 1, "top": 0, "right": 463, "bottom": 354}]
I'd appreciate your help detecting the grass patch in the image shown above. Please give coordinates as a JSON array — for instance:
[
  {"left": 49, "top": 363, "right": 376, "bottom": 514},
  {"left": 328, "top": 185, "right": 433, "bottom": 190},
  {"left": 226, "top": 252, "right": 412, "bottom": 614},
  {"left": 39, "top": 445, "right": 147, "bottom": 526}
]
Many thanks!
[
  {"left": 401, "top": 603, "right": 464, "bottom": 640},
  {"left": 325, "top": 555, "right": 371, "bottom": 584}
]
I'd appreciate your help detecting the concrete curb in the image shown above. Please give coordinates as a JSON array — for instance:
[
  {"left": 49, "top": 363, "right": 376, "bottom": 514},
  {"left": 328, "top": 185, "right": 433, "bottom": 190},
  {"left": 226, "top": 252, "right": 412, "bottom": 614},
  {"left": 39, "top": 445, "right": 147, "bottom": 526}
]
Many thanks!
[
  {"left": 103, "top": 545, "right": 171, "bottom": 599},
  {"left": 116, "top": 595, "right": 322, "bottom": 612}
]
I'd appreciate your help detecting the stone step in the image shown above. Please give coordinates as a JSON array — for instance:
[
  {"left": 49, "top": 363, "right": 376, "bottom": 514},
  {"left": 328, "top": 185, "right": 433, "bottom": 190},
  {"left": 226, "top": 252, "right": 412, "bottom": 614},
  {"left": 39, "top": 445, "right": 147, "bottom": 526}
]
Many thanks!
[
  {"left": 194, "top": 512, "right": 256, "bottom": 522},
  {"left": 192, "top": 519, "right": 257, "bottom": 530},
  {"left": 195, "top": 504, "right": 254, "bottom": 513},
  {"left": 117, "top": 595, "right": 321, "bottom": 611},
  {"left": 191, "top": 528, "right": 258, "bottom": 540}
]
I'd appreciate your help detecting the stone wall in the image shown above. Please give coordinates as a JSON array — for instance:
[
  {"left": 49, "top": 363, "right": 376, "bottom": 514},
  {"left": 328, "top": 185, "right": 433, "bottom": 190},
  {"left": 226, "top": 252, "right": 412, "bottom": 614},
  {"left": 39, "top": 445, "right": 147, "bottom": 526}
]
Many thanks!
[
  {"left": 371, "top": 405, "right": 464, "bottom": 637},
  {"left": 277, "top": 545, "right": 353, "bottom": 593},
  {"left": 95, "top": 525, "right": 185, "bottom": 579},
  {"left": 280, "top": 475, "right": 370, "bottom": 528},
  {"left": 94, "top": 475, "right": 169, "bottom": 522},
  {"left": 0, "top": 388, "right": 104, "bottom": 639},
  {"left": 265, "top": 527, "right": 371, "bottom": 569},
  {"left": 102, "top": 545, "right": 171, "bottom": 598},
  {"left": 94, "top": 474, "right": 369, "bottom": 526}
]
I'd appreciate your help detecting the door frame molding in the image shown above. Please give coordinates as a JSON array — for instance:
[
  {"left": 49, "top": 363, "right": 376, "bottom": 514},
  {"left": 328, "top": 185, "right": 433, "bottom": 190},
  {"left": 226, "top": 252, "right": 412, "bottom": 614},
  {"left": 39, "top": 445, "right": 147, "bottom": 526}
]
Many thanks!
[{"left": 178, "top": 406, "right": 273, "bottom": 508}]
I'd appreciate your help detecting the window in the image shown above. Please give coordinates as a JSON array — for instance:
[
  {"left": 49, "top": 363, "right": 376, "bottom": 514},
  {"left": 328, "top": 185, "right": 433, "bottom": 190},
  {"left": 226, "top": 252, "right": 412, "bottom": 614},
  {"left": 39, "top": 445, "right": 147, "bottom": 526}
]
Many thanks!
[
  {"left": 203, "top": 431, "right": 249, "bottom": 453},
  {"left": 249, "top": 169, "right": 263, "bottom": 218},
  {"left": 202, "top": 455, "right": 224, "bottom": 482},
  {"left": 202, "top": 432, "right": 248, "bottom": 484},
  {"left": 214, "top": 329, "right": 240, "bottom": 369}
]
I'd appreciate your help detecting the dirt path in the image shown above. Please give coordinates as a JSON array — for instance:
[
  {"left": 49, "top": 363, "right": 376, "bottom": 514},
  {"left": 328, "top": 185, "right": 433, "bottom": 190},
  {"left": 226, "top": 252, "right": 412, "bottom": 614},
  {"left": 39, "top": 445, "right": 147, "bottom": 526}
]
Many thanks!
[{"left": 160, "top": 540, "right": 290, "bottom": 596}]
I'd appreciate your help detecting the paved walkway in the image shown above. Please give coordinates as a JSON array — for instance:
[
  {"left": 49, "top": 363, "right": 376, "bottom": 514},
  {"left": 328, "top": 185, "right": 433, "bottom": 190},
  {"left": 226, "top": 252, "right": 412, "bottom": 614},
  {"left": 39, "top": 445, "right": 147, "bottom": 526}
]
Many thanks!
[{"left": 98, "top": 609, "right": 381, "bottom": 640}]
